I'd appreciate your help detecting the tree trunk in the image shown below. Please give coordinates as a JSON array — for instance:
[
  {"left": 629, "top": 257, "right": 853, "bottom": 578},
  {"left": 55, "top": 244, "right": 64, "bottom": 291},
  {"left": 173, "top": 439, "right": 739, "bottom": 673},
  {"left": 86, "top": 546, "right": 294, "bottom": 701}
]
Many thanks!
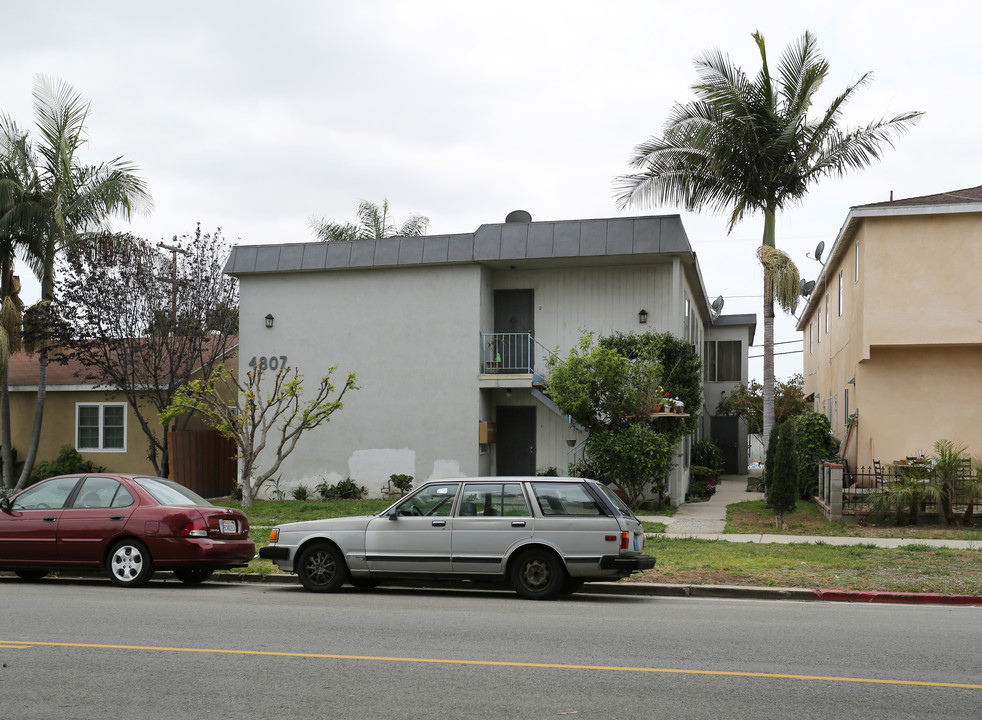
[
  {"left": 16, "top": 345, "right": 48, "bottom": 489},
  {"left": 1, "top": 382, "right": 13, "bottom": 489},
  {"left": 760, "top": 209, "right": 777, "bottom": 463}
]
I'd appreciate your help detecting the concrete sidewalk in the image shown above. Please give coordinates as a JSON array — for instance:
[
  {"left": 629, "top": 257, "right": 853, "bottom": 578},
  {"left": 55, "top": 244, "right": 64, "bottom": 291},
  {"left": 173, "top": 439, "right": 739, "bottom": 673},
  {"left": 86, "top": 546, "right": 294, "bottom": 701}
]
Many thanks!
[{"left": 637, "top": 473, "right": 982, "bottom": 551}]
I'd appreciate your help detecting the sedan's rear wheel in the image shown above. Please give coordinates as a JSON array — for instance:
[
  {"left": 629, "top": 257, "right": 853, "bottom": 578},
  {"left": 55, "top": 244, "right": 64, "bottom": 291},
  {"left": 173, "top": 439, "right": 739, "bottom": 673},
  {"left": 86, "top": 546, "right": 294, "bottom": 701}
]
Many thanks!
[
  {"left": 14, "top": 569, "right": 48, "bottom": 581},
  {"left": 108, "top": 539, "right": 154, "bottom": 587},
  {"left": 173, "top": 568, "right": 215, "bottom": 585},
  {"left": 297, "top": 542, "right": 348, "bottom": 593},
  {"left": 510, "top": 548, "right": 565, "bottom": 600}
]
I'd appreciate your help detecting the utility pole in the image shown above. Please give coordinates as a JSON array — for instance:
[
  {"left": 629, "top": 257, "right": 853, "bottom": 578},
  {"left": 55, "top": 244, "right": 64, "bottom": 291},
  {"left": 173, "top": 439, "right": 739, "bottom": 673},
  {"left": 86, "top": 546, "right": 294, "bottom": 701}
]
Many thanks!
[{"left": 157, "top": 241, "right": 189, "bottom": 331}]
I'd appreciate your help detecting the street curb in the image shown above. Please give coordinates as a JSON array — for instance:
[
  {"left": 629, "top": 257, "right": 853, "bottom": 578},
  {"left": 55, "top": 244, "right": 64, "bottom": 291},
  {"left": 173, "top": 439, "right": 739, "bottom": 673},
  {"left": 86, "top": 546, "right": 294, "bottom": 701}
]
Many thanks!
[
  {"left": 812, "top": 588, "right": 982, "bottom": 605},
  {"left": 215, "top": 574, "right": 982, "bottom": 605}
]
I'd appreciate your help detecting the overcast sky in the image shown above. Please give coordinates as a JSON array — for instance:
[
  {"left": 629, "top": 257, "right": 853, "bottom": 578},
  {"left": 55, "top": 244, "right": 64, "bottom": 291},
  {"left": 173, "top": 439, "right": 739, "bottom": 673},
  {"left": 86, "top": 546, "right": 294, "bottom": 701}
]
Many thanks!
[{"left": 4, "top": 0, "right": 979, "bottom": 383}]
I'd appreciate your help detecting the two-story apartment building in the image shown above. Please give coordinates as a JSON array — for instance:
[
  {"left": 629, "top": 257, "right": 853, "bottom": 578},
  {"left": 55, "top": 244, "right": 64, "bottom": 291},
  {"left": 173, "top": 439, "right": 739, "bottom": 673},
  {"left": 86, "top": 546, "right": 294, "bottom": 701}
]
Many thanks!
[
  {"left": 796, "top": 185, "right": 982, "bottom": 470},
  {"left": 225, "top": 212, "right": 755, "bottom": 503}
]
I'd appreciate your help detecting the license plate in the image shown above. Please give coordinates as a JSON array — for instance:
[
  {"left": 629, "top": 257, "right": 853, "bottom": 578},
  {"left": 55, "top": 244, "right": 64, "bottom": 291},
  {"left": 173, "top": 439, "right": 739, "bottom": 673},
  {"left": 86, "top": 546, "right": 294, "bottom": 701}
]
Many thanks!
[{"left": 220, "top": 519, "right": 238, "bottom": 534}]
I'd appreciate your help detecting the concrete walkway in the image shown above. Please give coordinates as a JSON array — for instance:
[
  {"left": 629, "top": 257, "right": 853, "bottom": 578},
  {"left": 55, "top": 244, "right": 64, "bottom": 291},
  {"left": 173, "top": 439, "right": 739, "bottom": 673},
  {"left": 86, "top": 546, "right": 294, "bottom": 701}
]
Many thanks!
[{"left": 638, "top": 474, "right": 982, "bottom": 551}]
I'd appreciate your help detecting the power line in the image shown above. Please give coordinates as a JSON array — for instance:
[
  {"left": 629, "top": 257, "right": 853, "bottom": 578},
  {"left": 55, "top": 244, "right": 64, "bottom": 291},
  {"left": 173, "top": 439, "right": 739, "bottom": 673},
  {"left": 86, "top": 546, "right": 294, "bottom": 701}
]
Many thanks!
[{"left": 748, "top": 349, "right": 803, "bottom": 358}]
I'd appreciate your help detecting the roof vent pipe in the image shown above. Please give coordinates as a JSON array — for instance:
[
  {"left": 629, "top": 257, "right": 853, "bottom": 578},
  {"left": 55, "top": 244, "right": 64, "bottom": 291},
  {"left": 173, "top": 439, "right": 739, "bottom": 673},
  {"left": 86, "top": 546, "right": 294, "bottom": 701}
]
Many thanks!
[{"left": 505, "top": 210, "right": 532, "bottom": 223}]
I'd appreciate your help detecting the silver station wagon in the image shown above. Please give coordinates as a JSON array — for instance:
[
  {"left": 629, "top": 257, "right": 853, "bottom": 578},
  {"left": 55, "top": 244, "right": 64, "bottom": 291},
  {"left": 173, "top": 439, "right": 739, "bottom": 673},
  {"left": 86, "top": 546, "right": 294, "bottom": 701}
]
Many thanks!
[{"left": 259, "top": 476, "right": 655, "bottom": 599}]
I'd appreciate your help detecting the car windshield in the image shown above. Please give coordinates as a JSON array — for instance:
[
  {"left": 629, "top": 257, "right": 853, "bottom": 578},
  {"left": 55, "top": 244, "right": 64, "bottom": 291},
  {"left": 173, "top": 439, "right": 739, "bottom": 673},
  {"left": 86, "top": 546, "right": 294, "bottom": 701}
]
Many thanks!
[{"left": 134, "top": 476, "right": 212, "bottom": 506}]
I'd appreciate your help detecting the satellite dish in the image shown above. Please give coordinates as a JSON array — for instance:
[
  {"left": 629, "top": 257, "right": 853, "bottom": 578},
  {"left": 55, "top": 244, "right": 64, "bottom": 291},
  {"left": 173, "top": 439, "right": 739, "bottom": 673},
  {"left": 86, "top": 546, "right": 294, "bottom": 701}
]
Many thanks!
[
  {"left": 807, "top": 240, "right": 826, "bottom": 266},
  {"left": 800, "top": 279, "right": 816, "bottom": 298},
  {"left": 710, "top": 295, "right": 724, "bottom": 318}
]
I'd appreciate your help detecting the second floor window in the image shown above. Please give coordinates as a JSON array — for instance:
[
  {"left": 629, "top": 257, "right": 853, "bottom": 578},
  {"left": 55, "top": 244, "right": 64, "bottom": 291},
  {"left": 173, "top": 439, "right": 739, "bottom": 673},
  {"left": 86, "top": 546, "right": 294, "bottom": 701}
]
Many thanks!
[{"left": 704, "top": 340, "right": 741, "bottom": 382}]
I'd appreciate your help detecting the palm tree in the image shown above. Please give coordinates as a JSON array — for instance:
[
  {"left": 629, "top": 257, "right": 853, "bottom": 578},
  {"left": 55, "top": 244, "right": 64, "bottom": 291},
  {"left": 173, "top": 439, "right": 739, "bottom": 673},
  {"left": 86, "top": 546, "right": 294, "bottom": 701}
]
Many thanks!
[
  {"left": 0, "top": 76, "right": 152, "bottom": 488},
  {"left": 309, "top": 198, "right": 429, "bottom": 242},
  {"left": 614, "top": 30, "right": 922, "bottom": 444}
]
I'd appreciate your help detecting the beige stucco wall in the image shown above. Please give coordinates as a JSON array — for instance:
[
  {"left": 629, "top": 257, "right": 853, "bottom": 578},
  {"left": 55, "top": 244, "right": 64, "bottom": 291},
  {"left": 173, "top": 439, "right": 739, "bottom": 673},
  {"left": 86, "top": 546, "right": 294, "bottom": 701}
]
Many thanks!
[{"left": 801, "top": 210, "right": 982, "bottom": 467}]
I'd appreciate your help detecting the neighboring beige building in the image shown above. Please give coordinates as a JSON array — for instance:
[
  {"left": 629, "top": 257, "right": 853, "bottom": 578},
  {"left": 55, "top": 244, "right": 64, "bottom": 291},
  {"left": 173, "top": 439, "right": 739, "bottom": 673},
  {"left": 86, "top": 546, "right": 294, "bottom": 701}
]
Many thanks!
[
  {"left": 4, "top": 342, "right": 238, "bottom": 481},
  {"left": 796, "top": 185, "right": 982, "bottom": 470}
]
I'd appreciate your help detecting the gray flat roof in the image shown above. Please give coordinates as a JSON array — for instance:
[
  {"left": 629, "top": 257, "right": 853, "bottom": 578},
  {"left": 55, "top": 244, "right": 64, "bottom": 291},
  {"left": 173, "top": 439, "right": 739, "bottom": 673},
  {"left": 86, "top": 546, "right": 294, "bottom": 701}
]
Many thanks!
[{"left": 224, "top": 215, "right": 694, "bottom": 275}]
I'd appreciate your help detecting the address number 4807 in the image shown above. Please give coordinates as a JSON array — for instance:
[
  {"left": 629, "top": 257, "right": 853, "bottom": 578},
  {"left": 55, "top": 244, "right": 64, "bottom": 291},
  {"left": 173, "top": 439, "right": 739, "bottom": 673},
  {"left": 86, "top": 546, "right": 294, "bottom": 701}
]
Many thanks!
[{"left": 248, "top": 356, "right": 288, "bottom": 371}]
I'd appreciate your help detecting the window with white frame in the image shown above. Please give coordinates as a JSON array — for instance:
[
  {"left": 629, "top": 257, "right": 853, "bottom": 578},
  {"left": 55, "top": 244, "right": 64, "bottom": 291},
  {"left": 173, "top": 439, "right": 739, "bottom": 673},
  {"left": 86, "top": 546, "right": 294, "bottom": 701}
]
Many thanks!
[
  {"left": 825, "top": 294, "right": 829, "bottom": 334},
  {"left": 809, "top": 322, "right": 813, "bottom": 353},
  {"left": 838, "top": 270, "right": 844, "bottom": 317},
  {"left": 855, "top": 240, "right": 860, "bottom": 283},
  {"left": 77, "top": 403, "right": 126, "bottom": 451},
  {"left": 817, "top": 309, "right": 821, "bottom": 342}
]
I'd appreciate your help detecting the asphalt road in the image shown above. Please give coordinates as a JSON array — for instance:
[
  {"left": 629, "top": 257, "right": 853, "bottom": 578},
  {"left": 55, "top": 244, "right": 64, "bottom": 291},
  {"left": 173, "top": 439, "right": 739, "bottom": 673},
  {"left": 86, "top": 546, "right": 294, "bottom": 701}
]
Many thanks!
[{"left": 2, "top": 577, "right": 981, "bottom": 719}]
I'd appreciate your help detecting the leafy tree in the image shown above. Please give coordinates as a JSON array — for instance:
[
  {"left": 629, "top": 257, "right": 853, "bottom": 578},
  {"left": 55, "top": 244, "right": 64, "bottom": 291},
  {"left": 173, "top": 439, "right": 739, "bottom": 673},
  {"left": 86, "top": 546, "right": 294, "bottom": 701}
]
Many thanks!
[
  {"left": 0, "top": 76, "right": 151, "bottom": 488},
  {"left": 56, "top": 226, "right": 238, "bottom": 477},
  {"left": 309, "top": 198, "right": 429, "bottom": 242},
  {"left": 161, "top": 363, "right": 358, "bottom": 508},
  {"left": 546, "top": 331, "right": 701, "bottom": 506},
  {"left": 615, "top": 30, "right": 922, "bottom": 449},
  {"left": 716, "top": 373, "right": 809, "bottom": 434}
]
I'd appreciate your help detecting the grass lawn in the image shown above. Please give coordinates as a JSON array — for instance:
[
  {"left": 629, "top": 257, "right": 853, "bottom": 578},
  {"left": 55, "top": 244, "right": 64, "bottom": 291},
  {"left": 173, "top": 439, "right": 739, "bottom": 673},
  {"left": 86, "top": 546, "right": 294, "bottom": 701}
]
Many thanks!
[
  {"left": 726, "top": 499, "right": 982, "bottom": 541},
  {"left": 217, "top": 497, "right": 982, "bottom": 594}
]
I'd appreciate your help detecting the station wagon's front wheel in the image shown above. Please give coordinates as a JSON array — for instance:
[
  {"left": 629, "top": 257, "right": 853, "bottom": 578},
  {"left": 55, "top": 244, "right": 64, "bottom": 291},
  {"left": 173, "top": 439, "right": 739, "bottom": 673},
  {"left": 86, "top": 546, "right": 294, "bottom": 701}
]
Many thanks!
[
  {"left": 297, "top": 542, "right": 348, "bottom": 592},
  {"left": 510, "top": 548, "right": 565, "bottom": 600}
]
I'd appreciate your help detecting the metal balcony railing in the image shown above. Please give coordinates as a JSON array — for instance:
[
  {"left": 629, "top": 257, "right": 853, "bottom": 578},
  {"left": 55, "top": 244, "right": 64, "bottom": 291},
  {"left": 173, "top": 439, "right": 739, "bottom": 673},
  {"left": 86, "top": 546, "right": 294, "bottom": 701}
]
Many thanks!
[{"left": 481, "top": 332, "right": 533, "bottom": 374}]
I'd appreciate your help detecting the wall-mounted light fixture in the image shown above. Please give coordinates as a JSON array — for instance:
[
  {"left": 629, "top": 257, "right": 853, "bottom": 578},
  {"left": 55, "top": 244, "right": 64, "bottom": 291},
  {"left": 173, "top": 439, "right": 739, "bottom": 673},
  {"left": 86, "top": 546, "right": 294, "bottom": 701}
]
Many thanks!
[
  {"left": 265, "top": 313, "right": 275, "bottom": 329},
  {"left": 638, "top": 309, "right": 648, "bottom": 324}
]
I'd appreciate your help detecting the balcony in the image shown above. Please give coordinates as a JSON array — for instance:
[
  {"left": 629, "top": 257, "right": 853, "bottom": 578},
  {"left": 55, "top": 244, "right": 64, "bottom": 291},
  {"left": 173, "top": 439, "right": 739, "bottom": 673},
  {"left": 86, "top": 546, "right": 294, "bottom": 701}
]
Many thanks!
[{"left": 480, "top": 332, "right": 549, "bottom": 386}]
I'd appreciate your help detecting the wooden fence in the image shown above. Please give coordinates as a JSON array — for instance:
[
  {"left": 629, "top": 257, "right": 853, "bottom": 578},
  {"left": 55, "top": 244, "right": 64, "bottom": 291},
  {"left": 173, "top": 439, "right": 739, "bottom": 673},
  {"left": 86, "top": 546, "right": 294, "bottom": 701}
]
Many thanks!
[{"left": 167, "top": 430, "right": 237, "bottom": 498}]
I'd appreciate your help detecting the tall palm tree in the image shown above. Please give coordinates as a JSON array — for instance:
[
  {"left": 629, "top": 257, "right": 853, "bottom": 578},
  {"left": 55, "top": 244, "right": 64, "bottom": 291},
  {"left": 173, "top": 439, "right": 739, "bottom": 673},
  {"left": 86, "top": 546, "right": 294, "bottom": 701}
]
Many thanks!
[
  {"left": 0, "top": 76, "right": 152, "bottom": 488},
  {"left": 614, "top": 30, "right": 921, "bottom": 444},
  {"left": 309, "top": 198, "right": 429, "bottom": 242}
]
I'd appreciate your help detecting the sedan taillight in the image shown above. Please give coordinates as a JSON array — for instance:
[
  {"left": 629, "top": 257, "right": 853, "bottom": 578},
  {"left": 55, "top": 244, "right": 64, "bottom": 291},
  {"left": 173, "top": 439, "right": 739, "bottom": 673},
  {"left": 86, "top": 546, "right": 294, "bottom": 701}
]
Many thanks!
[
  {"left": 620, "top": 531, "right": 630, "bottom": 550},
  {"left": 181, "top": 518, "right": 209, "bottom": 537}
]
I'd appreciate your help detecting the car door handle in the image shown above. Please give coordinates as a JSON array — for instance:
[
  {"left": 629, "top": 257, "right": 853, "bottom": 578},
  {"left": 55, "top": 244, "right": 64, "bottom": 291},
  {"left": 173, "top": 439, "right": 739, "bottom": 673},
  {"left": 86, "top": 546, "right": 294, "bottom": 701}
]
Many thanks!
[
  {"left": 43, "top": 516, "right": 58, "bottom": 522},
  {"left": 511, "top": 521, "right": 526, "bottom": 527},
  {"left": 110, "top": 515, "right": 125, "bottom": 521},
  {"left": 431, "top": 520, "right": 446, "bottom": 527}
]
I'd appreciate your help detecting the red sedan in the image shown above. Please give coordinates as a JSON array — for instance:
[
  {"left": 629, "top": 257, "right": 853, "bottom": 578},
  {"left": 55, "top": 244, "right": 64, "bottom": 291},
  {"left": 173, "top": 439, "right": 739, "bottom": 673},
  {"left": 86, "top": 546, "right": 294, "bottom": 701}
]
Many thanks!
[{"left": 0, "top": 473, "right": 254, "bottom": 587}]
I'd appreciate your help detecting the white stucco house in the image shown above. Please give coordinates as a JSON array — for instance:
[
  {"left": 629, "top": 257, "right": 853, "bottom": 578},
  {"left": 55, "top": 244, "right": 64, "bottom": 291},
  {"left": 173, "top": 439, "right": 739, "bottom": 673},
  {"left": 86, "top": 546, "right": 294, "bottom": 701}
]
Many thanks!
[{"left": 224, "top": 212, "right": 754, "bottom": 504}]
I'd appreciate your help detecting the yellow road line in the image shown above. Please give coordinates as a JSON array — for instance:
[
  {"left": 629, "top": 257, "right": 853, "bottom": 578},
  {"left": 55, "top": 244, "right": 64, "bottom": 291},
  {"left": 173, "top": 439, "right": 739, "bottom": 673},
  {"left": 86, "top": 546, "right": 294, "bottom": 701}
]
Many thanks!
[{"left": 3, "top": 640, "right": 981, "bottom": 690}]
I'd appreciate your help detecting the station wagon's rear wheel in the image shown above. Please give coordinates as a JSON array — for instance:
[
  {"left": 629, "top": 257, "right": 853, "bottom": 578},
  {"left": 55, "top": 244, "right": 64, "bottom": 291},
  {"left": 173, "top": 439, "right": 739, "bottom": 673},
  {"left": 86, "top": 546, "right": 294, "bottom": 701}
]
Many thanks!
[
  {"left": 297, "top": 542, "right": 348, "bottom": 593},
  {"left": 510, "top": 548, "right": 565, "bottom": 600}
]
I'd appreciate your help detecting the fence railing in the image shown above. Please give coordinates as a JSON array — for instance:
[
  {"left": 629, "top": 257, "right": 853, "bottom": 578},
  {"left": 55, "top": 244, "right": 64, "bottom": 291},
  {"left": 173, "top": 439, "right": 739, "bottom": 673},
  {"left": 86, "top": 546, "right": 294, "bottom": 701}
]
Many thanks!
[
  {"left": 481, "top": 332, "right": 533, "bottom": 374},
  {"left": 816, "top": 461, "right": 981, "bottom": 521}
]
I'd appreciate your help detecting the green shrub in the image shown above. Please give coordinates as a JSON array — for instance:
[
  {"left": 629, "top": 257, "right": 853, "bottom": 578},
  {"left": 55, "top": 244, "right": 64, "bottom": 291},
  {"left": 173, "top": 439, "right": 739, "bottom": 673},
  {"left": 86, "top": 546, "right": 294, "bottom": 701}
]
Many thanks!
[
  {"left": 291, "top": 483, "right": 310, "bottom": 501},
  {"left": 316, "top": 477, "right": 367, "bottom": 500},
  {"left": 389, "top": 473, "right": 414, "bottom": 495},
  {"left": 536, "top": 467, "right": 559, "bottom": 477},
  {"left": 790, "top": 413, "right": 837, "bottom": 498},
  {"left": 230, "top": 484, "right": 243, "bottom": 501},
  {"left": 686, "top": 466, "right": 718, "bottom": 501},
  {"left": 692, "top": 438, "right": 724, "bottom": 476},
  {"left": 769, "top": 422, "right": 798, "bottom": 520},
  {"left": 30, "top": 445, "right": 104, "bottom": 485}
]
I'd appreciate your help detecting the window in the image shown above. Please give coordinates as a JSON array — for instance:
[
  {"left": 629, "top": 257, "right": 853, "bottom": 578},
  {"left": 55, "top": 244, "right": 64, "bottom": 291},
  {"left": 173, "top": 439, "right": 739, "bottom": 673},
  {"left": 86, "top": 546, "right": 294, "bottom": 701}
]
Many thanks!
[
  {"left": 76, "top": 403, "right": 126, "bottom": 451},
  {"left": 838, "top": 270, "right": 844, "bottom": 317},
  {"left": 817, "top": 310, "right": 821, "bottom": 342},
  {"left": 703, "top": 340, "right": 741, "bottom": 382},
  {"left": 855, "top": 241, "right": 860, "bottom": 283},
  {"left": 531, "top": 482, "right": 606, "bottom": 516},
  {"left": 392, "top": 483, "right": 459, "bottom": 517},
  {"left": 825, "top": 294, "right": 829, "bottom": 334},
  {"left": 458, "top": 483, "right": 529, "bottom": 517},
  {"left": 72, "top": 476, "right": 135, "bottom": 509},
  {"left": 12, "top": 476, "right": 79, "bottom": 510},
  {"left": 809, "top": 323, "right": 813, "bottom": 354}
]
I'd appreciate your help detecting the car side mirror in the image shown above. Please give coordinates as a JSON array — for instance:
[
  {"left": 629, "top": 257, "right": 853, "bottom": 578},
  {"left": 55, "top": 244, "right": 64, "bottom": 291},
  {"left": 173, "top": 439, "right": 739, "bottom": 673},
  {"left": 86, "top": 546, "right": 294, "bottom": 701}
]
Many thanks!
[
  {"left": 0, "top": 497, "right": 11, "bottom": 513},
  {"left": 387, "top": 507, "right": 399, "bottom": 520}
]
